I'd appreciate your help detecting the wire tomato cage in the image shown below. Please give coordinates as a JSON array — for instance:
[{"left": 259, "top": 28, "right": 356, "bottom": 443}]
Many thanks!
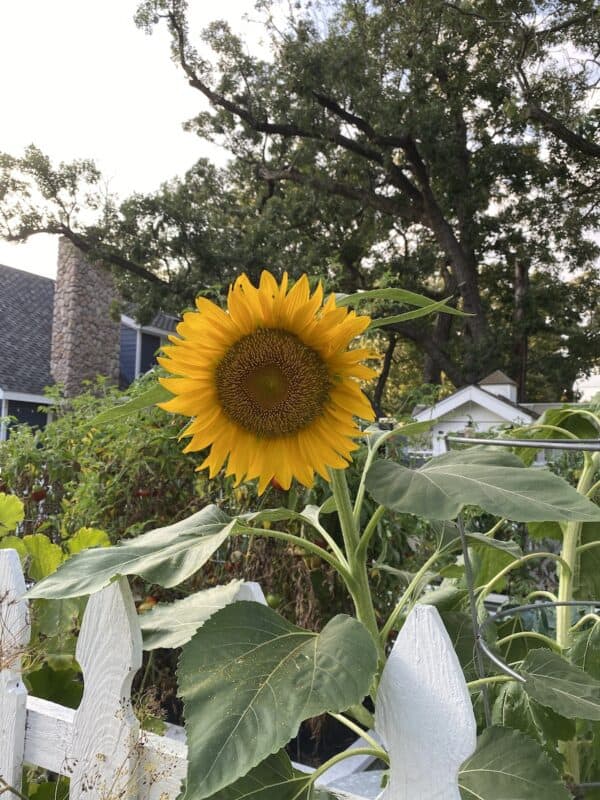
[{"left": 444, "top": 434, "right": 600, "bottom": 793}]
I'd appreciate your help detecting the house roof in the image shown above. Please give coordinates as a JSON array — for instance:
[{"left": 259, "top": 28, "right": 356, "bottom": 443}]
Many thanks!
[
  {"left": 413, "top": 383, "right": 538, "bottom": 425},
  {"left": 0, "top": 264, "right": 54, "bottom": 395},
  {"left": 1, "top": 263, "right": 179, "bottom": 397},
  {"left": 479, "top": 370, "right": 517, "bottom": 386},
  {"left": 150, "top": 311, "right": 179, "bottom": 333}
]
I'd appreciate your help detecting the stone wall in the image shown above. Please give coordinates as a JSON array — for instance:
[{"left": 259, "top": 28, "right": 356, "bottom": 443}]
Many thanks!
[{"left": 50, "top": 237, "right": 120, "bottom": 396}]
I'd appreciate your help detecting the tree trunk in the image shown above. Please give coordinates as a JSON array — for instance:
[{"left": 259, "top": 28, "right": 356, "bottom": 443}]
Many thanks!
[
  {"left": 372, "top": 334, "right": 397, "bottom": 417},
  {"left": 513, "top": 261, "right": 529, "bottom": 402}
]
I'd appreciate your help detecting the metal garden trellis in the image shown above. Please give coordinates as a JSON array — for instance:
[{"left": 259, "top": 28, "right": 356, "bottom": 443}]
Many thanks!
[{"left": 446, "top": 434, "right": 600, "bottom": 796}]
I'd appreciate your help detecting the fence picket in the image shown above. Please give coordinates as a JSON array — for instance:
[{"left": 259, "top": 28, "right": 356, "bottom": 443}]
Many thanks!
[
  {"left": 375, "top": 604, "right": 477, "bottom": 799},
  {"left": 68, "top": 577, "right": 142, "bottom": 800},
  {"left": 0, "top": 549, "right": 31, "bottom": 793}
]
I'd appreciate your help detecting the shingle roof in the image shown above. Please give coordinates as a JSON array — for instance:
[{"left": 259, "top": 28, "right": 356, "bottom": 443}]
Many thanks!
[
  {"left": 0, "top": 264, "right": 54, "bottom": 394},
  {"left": 479, "top": 370, "right": 517, "bottom": 386},
  {"left": 149, "top": 311, "right": 179, "bottom": 332}
]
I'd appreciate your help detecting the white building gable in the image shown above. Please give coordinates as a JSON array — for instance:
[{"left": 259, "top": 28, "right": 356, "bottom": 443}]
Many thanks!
[{"left": 413, "top": 382, "right": 537, "bottom": 455}]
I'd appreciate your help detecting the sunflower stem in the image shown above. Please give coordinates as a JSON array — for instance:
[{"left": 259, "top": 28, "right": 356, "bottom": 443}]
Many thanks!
[
  {"left": 329, "top": 468, "right": 360, "bottom": 554},
  {"left": 329, "top": 468, "right": 384, "bottom": 666}
]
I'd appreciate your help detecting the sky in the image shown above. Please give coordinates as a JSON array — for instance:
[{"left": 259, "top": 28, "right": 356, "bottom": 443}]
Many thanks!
[
  {"left": 0, "top": 1, "right": 598, "bottom": 398},
  {"left": 0, "top": 0, "right": 253, "bottom": 276}
]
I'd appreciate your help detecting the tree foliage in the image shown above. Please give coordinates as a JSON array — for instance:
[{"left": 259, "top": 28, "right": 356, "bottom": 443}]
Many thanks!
[{"left": 1, "top": 0, "right": 599, "bottom": 399}]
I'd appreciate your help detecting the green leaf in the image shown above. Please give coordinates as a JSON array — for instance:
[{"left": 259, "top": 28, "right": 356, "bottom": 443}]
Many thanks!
[
  {"left": 418, "top": 584, "right": 467, "bottom": 611},
  {"left": 0, "top": 536, "right": 28, "bottom": 558},
  {"left": 569, "top": 620, "right": 600, "bottom": 680},
  {"left": 203, "top": 751, "right": 311, "bottom": 800},
  {"left": 576, "top": 522, "right": 600, "bottom": 599},
  {"left": 470, "top": 544, "right": 518, "bottom": 591},
  {"left": 26, "top": 664, "right": 83, "bottom": 709},
  {"left": 492, "top": 680, "right": 575, "bottom": 745},
  {"left": 513, "top": 407, "right": 600, "bottom": 465},
  {"left": 527, "top": 520, "right": 563, "bottom": 540},
  {"left": 522, "top": 648, "right": 600, "bottom": 720},
  {"left": 22, "top": 534, "right": 64, "bottom": 581},
  {"left": 141, "top": 580, "right": 246, "bottom": 650},
  {"left": 336, "top": 287, "right": 465, "bottom": 315},
  {"left": 458, "top": 726, "right": 569, "bottom": 799},
  {"left": 0, "top": 493, "right": 24, "bottom": 536},
  {"left": 363, "top": 418, "right": 435, "bottom": 455},
  {"left": 91, "top": 382, "right": 172, "bottom": 426},
  {"left": 66, "top": 527, "right": 111, "bottom": 555},
  {"left": 366, "top": 447, "right": 600, "bottom": 522},
  {"left": 368, "top": 297, "right": 460, "bottom": 329},
  {"left": 244, "top": 505, "right": 327, "bottom": 532},
  {"left": 28, "top": 505, "right": 241, "bottom": 599},
  {"left": 439, "top": 611, "right": 478, "bottom": 681},
  {"left": 179, "top": 602, "right": 377, "bottom": 799}
]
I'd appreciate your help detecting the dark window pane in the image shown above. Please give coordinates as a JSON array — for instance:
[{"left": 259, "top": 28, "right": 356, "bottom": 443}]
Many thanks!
[
  {"left": 120, "top": 324, "right": 137, "bottom": 388},
  {"left": 6, "top": 400, "right": 48, "bottom": 435},
  {"left": 140, "top": 333, "right": 161, "bottom": 375}
]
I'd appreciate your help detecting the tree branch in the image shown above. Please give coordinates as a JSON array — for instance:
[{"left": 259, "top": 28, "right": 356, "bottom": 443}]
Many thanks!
[
  {"left": 524, "top": 103, "right": 600, "bottom": 158},
  {"left": 257, "top": 165, "right": 418, "bottom": 221},
  {"left": 59, "top": 227, "right": 169, "bottom": 286},
  {"left": 392, "top": 319, "right": 465, "bottom": 388}
]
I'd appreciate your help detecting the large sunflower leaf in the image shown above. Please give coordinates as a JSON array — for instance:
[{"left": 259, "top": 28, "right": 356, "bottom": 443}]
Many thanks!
[
  {"left": 179, "top": 602, "right": 377, "bottom": 800},
  {"left": 203, "top": 751, "right": 312, "bottom": 800},
  {"left": 366, "top": 447, "right": 600, "bottom": 522},
  {"left": 522, "top": 648, "right": 600, "bottom": 720},
  {"left": 458, "top": 726, "right": 569, "bottom": 799},
  {"left": 569, "top": 620, "right": 600, "bottom": 680},
  {"left": 141, "top": 581, "right": 263, "bottom": 650},
  {"left": 492, "top": 681, "right": 575, "bottom": 746},
  {"left": 28, "top": 505, "right": 240, "bottom": 599}
]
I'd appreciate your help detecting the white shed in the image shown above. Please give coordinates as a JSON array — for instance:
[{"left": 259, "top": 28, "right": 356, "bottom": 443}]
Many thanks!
[{"left": 412, "top": 371, "right": 538, "bottom": 456}]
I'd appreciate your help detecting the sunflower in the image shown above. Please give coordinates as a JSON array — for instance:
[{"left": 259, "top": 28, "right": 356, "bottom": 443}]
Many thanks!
[{"left": 158, "top": 271, "right": 376, "bottom": 493}]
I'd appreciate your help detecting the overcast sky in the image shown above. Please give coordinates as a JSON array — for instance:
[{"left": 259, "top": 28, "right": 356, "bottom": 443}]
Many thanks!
[{"left": 0, "top": 0, "right": 252, "bottom": 277}]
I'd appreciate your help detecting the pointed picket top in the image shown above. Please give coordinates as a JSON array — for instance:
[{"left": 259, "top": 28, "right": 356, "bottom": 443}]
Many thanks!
[
  {"left": 235, "top": 581, "right": 266, "bottom": 604},
  {"left": 0, "top": 549, "right": 30, "bottom": 790},
  {"left": 69, "top": 578, "right": 142, "bottom": 800},
  {"left": 375, "top": 604, "right": 476, "bottom": 800}
]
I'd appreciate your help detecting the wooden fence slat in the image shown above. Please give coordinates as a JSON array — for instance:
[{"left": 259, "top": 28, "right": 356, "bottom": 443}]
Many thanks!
[
  {"left": 374, "top": 604, "right": 476, "bottom": 799},
  {"left": 24, "top": 696, "right": 187, "bottom": 800},
  {"left": 68, "top": 578, "right": 142, "bottom": 800},
  {"left": 0, "top": 549, "right": 30, "bottom": 792}
]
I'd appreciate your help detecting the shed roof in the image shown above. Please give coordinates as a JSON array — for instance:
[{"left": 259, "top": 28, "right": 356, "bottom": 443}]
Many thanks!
[
  {"left": 0, "top": 264, "right": 54, "bottom": 395},
  {"left": 479, "top": 370, "right": 517, "bottom": 386}
]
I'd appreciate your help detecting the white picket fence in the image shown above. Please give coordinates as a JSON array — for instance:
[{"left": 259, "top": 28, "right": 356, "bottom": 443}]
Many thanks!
[{"left": 0, "top": 548, "right": 476, "bottom": 800}]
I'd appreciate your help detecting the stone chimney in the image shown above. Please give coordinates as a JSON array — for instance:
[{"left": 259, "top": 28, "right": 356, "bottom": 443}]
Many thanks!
[{"left": 50, "top": 237, "right": 120, "bottom": 396}]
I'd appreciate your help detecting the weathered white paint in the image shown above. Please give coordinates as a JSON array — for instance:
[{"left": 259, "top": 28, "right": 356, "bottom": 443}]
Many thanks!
[
  {"left": 375, "top": 604, "right": 476, "bottom": 800},
  {"left": 0, "top": 549, "right": 30, "bottom": 791},
  {"left": 69, "top": 578, "right": 143, "bottom": 800}
]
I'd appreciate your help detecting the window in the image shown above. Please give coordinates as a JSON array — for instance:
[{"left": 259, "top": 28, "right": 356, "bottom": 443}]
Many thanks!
[
  {"left": 0, "top": 399, "right": 50, "bottom": 440},
  {"left": 119, "top": 321, "right": 167, "bottom": 388},
  {"left": 119, "top": 325, "right": 138, "bottom": 387},
  {"left": 140, "top": 333, "right": 161, "bottom": 375}
]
